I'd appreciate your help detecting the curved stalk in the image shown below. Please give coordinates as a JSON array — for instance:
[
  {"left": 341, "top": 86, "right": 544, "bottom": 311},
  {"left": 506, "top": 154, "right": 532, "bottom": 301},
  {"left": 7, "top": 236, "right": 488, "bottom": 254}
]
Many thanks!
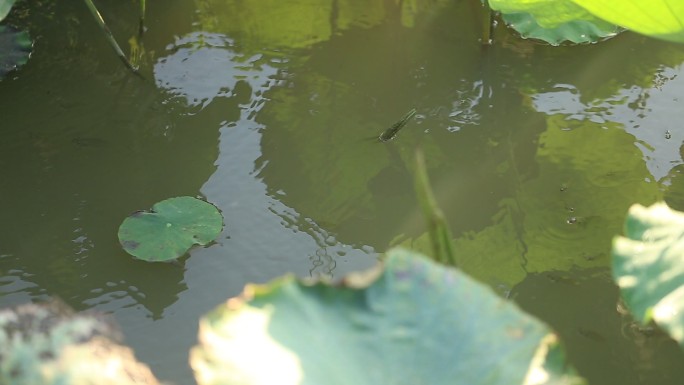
[
  {"left": 139, "top": 0, "right": 146, "bottom": 36},
  {"left": 82, "top": 0, "right": 142, "bottom": 77},
  {"left": 414, "top": 149, "right": 458, "bottom": 266}
]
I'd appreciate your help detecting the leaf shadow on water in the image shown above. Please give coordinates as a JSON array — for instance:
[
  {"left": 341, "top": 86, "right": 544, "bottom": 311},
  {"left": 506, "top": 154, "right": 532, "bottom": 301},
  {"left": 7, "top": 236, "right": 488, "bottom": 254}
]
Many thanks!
[{"left": 513, "top": 268, "right": 684, "bottom": 385}]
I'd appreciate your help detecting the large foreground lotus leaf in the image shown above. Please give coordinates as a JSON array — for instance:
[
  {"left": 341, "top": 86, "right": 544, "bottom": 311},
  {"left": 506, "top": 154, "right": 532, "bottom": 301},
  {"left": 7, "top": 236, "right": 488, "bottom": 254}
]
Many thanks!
[
  {"left": 0, "top": 301, "right": 160, "bottom": 385},
  {"left": 190, "top": 248, "right": 586, "bottom": 385},
  {"left": 501, "top": 12, "right": 618, "bottom": 45},
  {"left": 612, "top": 203, "right": 684, "bottom": 347},
  {"left": 571, "top": 0, "right": 684, "bottom": 43},
  {"left": 490, "top": 0, "right": 601, "bottom": 28},
  {"left": 0, "top": 25, "right": 31, "bottom": 79},
  {"left": 490, "top": 0, "right": 619, "bottom": 45},
  {"left": 118, "top": 196, "right": 223, "bottom": 262}
]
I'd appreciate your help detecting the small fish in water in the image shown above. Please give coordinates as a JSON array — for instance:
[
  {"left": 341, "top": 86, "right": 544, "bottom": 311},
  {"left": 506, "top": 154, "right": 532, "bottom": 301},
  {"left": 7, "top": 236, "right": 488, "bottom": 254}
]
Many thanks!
[
  {"left": 379, "top": 108, "right": 417, "bottom": 142},
  {"left": 546, "top": 272, "right": 579, "bottom": 285},
  {"left": 577, "top": 327, "right": 605, "bottom": 342},
  {"left": 72, "top": 137, "right": 108, "bottom": 148}
]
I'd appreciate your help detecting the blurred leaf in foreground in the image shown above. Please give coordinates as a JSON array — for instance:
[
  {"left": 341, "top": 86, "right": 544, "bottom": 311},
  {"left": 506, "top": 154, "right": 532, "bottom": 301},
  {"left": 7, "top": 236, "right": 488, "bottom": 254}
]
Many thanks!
[
  {"left": 0, "top": 300, "right": 160, "bottom": 385},
  {"left": 191, "top": 248, "right": 586, "bottom": 385},
  {"left": 613, "top": 203, "right": 684, "bottom": 348},
  {"left": 0, "top": 0, "right": 16, "bottom": 21}
]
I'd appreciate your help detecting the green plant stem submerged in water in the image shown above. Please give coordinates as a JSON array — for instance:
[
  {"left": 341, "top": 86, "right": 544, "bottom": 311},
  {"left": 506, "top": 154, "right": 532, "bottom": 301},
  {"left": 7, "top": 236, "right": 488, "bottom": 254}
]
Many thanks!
[
  {"left": 139, "top": 0, "right": 146, "bottom": 36},
  {"left": 82, "top": 0, "right": 142, "bottom": 77},
  {"left": 481, "top": 0, "right": 493, "bottom": 44},
  {"left": 414, "top": 149, "right": 458, "bottom": 266}
]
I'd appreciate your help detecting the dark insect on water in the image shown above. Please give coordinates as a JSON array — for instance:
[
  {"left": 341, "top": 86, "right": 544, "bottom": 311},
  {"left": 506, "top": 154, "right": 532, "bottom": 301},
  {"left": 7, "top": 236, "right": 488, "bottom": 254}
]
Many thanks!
[{"left": 379, "top": 108, "right": 417, "bottom": 142}]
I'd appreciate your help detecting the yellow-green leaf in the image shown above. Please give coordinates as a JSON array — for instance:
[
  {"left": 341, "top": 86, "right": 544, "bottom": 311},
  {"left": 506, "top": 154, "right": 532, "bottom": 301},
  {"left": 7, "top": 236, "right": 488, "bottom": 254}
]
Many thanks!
[{"left": 572, "top": 0, "right": 684, "bottom": 43}]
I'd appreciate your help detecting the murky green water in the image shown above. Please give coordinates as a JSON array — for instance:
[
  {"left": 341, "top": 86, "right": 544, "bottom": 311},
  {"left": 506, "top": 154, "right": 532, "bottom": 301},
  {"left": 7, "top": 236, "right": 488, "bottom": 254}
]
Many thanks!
[{"left": 3, "top": 1, "right": 684, "bottom": 383}]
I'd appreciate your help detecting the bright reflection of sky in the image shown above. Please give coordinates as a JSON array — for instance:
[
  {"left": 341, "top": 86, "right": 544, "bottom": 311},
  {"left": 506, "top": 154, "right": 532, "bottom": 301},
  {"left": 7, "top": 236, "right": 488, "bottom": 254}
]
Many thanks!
[
  {"left": 154, "top": 32, "right": 279, "bottom": 110},
  {"left": 153, "top": 32, "right": 377, "bottom": 281},
  {"left": 531, "top": 66, "right": 684, "bottom": 181}
]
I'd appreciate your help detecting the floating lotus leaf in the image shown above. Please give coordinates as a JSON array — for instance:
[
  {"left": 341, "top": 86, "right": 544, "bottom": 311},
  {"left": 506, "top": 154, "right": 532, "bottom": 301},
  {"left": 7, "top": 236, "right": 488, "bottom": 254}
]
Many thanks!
[
  {"left": 191, "top": 248, "right": 586, "bottom": 385},
  {"left": 118, "top": 196, "right": 223, "bottom": 262},
  {"left": 0, "top": 25, "right": 32, "bottom": 79},
  {"left": 572, "top": 0, "right": 684, "bottom": 43},
  {"left": 612, "top": 203, "right": 684, "bottom": 347}
]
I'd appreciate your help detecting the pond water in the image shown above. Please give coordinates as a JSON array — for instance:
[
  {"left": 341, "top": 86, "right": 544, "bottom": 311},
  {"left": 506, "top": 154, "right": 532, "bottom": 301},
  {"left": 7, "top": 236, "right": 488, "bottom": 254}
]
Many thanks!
[{"left": 2, "top": 1, "right": 684, "bottom": 384}]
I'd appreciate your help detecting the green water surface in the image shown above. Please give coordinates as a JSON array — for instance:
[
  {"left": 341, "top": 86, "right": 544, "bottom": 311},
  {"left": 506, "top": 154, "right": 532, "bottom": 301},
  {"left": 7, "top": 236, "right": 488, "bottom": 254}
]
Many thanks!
[{"left": 2, "top": 0, "right": 684, "bottom": 384}]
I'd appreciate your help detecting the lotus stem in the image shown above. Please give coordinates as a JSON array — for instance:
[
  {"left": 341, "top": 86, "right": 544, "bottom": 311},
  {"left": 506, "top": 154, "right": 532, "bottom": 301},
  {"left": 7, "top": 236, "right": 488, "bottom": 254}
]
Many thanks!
[
  {"left": 82, "top": 0, "right": 142, "bottom": 77},
  {"left": 481, "top": 0, "right": 493, "bottom": 45},
  {"left": 138, "top": 0, "right": 146, "bottom": 36}
]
